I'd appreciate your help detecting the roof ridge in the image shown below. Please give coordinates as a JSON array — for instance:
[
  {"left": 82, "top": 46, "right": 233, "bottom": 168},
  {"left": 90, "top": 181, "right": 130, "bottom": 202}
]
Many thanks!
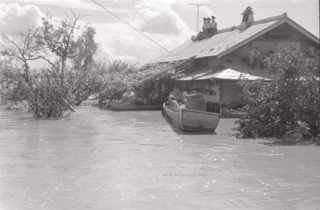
[{"left": 216, "top": 13, "right": 287, "bottom": 34}]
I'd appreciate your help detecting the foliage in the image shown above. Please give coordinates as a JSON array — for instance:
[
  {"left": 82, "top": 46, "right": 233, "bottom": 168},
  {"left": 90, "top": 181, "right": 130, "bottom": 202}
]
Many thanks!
[
  {"left": 66, "top": 65, "right": 105, "bottom": 105},
  {"left": 65, "top": 25, "right": 100, "bottom": 105},
  {"left": 69, "top": 24, "right": 98, "bottom": 71},
  {"left": 27, "top": 70, "right": 75, "bottom": 118},
  {"left": 1, "top": 11, "right": 101, "bottom": 118},
  {"left": 133, "top": 58, "right": 194, "bottom": 99},
  {"left": 92, "top": 60, "right": 138, "bottom": 102},
  {"left": 0, "top": 58, "right": 29, "bottom": 103},
  {"left": 0, "top": 10, "right": 196, "bottom": 118},
  {"left": 133, "top": 62, "right": 184, "bottom": 100},
  {"left": 95, "top": 58, "right": 195, "bottom": 105},
  {"left": 237, "top": 46, "right": 320, "bottom": 139},
  {"left": 40, "top": 11, "right": 83, "bottom": 74}
]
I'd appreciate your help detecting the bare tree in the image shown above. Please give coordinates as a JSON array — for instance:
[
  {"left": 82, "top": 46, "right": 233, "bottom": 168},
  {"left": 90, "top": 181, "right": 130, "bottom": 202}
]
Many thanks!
[{"left": 0, "top": 26, "right": 56, "bottom": 83}]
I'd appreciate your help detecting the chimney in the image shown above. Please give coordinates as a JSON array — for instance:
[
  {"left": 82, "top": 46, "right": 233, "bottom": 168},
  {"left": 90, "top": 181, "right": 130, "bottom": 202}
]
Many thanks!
[{"left": 240, "top": 6, "right": 254, "bottom": 30}]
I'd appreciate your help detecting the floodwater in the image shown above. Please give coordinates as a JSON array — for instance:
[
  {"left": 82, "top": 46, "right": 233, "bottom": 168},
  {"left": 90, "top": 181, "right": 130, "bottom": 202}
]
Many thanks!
[{"left": 0, "top": 106, "right": 319, "bottom": 210}]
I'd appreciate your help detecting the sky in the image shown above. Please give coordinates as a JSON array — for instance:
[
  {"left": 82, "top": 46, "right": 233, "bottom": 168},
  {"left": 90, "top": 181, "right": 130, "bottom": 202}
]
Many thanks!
[{"left": 0, "top": 0, "right": 319, "bottom": 65}]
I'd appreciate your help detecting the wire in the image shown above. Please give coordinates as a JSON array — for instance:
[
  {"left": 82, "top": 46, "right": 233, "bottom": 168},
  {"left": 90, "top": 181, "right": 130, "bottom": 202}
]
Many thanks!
[{"left": 91, "top": 0, "right": 183, "bottom": 61}]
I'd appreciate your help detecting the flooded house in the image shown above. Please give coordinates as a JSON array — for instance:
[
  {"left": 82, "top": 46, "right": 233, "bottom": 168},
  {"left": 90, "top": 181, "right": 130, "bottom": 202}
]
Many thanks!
[{"left": 155, "top": 8, "right": 319, "bottom": 117}]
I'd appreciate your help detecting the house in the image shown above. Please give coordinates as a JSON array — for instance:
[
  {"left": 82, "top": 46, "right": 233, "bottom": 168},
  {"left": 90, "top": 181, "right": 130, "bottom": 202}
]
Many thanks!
[{"left": 155, "top": 9, "right": 320, "bottom": 117}]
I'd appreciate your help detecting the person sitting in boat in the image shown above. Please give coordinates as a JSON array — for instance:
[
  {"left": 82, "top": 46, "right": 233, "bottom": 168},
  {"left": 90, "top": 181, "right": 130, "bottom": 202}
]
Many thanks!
[
  {"left": 121, "top": 87, "right": 136, "bottom": 104},
  {"left": 169, "top": 86, "right": 183, "bottom": 103},
  {"left": 180, "top": 91, "right": 188, "bottom": 105},
  {"left": 165, "top": 95, "right": 180, "bottom": 112}
]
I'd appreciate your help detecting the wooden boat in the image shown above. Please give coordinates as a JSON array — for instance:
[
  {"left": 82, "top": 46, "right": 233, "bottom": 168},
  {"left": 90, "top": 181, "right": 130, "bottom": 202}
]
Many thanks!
[
  {"left": 107, "top": 101, "right": 162, "bottom": 111},
  {"left": 162, "top": 103, "right": 221, "bottom": 132}
]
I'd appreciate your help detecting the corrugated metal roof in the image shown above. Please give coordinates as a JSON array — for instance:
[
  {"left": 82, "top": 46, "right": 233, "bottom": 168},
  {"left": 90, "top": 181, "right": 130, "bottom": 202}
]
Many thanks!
[
  {"left": 179, "top": 69, "right": 215, "bottom": 81},
  {"left": 157, "top": 20, "right": 278, "bottom": 62},
  {"left": 179, "top": 68, "right": 271, "bottom": 81}
]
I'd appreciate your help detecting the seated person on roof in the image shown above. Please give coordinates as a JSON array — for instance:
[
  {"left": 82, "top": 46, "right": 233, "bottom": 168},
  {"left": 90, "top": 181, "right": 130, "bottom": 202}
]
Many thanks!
[
  {"left": 165, "top": 95, "right": 180, "bottom": 112},
  {"left": 121, "top": 87, "right": 136, "bottom": 104}
]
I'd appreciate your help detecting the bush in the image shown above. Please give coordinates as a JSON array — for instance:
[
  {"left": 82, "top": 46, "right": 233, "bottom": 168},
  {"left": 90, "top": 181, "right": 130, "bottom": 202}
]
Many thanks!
[
  {"left": 237, "top": 46, "right": 320, "bottom": 139},
  {"left": 27, "top": 70, "right": 75, "bottom": 119}
]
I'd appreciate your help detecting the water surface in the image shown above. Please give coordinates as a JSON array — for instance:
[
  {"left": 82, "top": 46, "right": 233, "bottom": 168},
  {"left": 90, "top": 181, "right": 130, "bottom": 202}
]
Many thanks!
[{"left": 0, "top": 107, "right": 319, "bottom": 209}]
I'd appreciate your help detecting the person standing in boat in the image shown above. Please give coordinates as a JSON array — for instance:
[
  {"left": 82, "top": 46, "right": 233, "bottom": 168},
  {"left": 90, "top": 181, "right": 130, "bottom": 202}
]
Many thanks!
[
  {"left": 121, "top": 87, "right": 136, "bottom": 104},
  {"left": 165, "top": 95, "right": 180, "bottom": 112}
]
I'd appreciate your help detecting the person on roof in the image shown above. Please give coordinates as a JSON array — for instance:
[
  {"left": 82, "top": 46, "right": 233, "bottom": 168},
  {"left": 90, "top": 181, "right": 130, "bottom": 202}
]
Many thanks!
[
  {"left": 202, "top": 17, "right": 211, "bottom": 33},
  {"left": 208, "top": 16, "right": 218, "bottom": 36},
  {"left": 240, "top": 6, "right": 254, "bottom": 29}
]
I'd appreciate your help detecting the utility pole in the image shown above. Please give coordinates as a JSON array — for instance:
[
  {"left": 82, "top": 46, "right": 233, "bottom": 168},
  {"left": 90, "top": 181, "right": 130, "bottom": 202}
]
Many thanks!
[{"left": 188, "top": 3, "right": 211, "bottom": 34}]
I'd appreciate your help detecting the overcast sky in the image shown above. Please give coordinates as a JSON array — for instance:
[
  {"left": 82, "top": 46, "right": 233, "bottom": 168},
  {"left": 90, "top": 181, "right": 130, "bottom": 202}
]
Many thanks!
[{"left": 0, "top": 0, "right": 319, "bottom": 65}]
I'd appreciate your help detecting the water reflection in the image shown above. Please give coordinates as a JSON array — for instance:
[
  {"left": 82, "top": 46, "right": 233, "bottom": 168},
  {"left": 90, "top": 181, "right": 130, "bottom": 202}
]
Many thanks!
[{"left": 0, "top": 106, "right": 319, "bottom": 209}]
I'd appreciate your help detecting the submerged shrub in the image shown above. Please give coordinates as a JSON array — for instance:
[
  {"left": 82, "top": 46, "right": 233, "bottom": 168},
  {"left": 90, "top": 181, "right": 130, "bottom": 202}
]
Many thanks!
[
  {"left": 27, "top": 70, "right": 75, "bottom": 119},
  {"left": 237, "top": 46, "right": 320, "bottom": 139}
]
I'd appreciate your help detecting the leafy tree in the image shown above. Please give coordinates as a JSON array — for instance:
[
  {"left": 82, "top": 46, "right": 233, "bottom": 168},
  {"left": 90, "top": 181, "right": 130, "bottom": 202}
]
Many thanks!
[
  {"left": 66, "top": 25, "right": 100, "bottom": 105},
  {"left": 40, "top": 10, "right": 85, "bottom": 84},
  {"left": 69, "top": 24, "right": 98, "bottom": 71},
  {"left": 1, "top": 10, "right": 101, "bottom": 117},
  {"left": 237, "top": 46, "right": 320, "bottom": 139}
]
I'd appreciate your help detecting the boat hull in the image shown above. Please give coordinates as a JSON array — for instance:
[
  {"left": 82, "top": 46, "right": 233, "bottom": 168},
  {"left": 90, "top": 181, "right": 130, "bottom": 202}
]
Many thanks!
[
  {"left": 163, "top": 103, "right": 220, "bottom": 132},
  {"left": 107, "top": 101, "right": 162, "bottom": 111}
]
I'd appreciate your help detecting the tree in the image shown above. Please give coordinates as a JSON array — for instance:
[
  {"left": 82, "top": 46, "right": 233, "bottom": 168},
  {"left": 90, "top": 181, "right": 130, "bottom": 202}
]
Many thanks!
[
  {"left": 40, "top": 10, "right": 85, "bottom": 84},
  {"left": 237, "top": 46, "right": 320, "bottom": 139},
  {"left": 69, "top": 24, "right": 98, "bottom": 71},
  {"left": 0, "top": 26, "right": 49, "bottom": 83},
  {"left": 1, "top": 10, "right": 101, "bottom": 117}
]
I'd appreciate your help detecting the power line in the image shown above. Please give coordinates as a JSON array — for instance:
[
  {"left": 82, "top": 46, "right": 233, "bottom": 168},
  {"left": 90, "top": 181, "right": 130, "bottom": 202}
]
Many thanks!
[
  {"left": 91, "top": 0, "right": 182, "bottom": 61},
  {"left": 188, "top": 3, "right": 211, "bottom": 34}
]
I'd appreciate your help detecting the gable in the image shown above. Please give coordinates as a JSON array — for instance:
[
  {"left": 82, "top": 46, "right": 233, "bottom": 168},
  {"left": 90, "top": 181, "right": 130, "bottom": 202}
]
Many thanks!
[
  {"left": 155, "top": 14, "right": 319, "bottom": 63},
  {"left": 226, "top": 22, "right": 318, "bottom": 57}
]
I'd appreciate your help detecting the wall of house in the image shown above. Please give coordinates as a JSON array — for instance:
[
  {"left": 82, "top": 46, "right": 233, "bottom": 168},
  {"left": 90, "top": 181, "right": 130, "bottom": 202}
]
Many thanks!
[
  {"left": 227, "top": 23, "right": 318, "bottom": 58},
  {"left": 207, "top": 57, "right": 222, "bottom": 67}
]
